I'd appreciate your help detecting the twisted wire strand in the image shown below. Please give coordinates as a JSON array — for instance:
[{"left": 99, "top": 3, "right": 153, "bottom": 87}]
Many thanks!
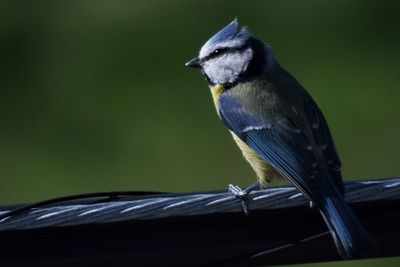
[{"left": 0, "top": 177, "right": 398, "bottom": 231}]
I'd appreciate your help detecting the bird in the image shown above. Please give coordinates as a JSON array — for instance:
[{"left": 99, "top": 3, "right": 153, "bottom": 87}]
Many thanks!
[{"left": 185, "top": 18, "right": 377, "bottom": 259}]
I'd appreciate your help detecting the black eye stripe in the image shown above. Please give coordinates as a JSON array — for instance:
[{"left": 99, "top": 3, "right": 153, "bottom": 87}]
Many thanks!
[
  {"left": 204, "top": 45, "right": 249, "bottom": 61},
  {"left": 204, "top": 48, "right": 229, "bottom": 61},
  {"left": 211, "top": 48, "right": 228, "bottom": 57}
]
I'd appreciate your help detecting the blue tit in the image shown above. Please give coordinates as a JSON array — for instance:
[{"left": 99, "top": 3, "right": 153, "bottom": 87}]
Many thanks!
[{"left": 185, "top": 18, "right": 376, "bottom": 259}]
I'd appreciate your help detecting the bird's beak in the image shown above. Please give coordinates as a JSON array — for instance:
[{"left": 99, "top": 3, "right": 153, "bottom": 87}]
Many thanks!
[{"left": 185, "top": 57, "right": 201, "bottom": 68}]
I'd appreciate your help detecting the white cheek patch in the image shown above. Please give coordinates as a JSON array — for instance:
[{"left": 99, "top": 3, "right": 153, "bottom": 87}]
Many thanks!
[{"left": 203, "top": 48, "right": 253, "bottom": 84}]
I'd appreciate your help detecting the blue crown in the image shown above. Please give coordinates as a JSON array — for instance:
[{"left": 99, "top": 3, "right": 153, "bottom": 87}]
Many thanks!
[
  {"left": 207, "top": 18, "right": 239, "bottom": 46},
  {"left": 199, "top": 18, "right": 252, "bottom": 58}
]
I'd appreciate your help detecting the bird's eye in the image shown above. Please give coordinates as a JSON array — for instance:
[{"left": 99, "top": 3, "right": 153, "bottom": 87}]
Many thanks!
[{"left": 210, "top": 48, "right": 227, "bottom": 58}]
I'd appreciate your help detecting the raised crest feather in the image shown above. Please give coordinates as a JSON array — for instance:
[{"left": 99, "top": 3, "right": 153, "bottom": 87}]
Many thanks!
[
  {"left": 199, "top": 18, "right": 252, "bottom": 59},
  {"left": 206, "top": 18, "right": 239, "bottom": 46}
]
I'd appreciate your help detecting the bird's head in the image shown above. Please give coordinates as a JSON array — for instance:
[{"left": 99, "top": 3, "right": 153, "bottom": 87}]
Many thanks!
[{"left": 186, "top": 18, "right": 274, "bottom": 87}]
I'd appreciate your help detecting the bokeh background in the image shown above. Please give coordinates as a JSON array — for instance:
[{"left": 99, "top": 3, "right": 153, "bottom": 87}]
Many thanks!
[{"left": 1, "top": 1, "right": 399, "bottom": 266}]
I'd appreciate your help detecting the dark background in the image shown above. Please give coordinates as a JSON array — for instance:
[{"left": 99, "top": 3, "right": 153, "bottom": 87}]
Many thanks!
[{"left": 1, "top": 1, "right": 399, "bottom": 266}]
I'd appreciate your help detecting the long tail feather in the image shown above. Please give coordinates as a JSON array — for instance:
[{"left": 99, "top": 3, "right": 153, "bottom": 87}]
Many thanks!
[{"left": 318, "top": 178, "right": 377, "bottom": 259}]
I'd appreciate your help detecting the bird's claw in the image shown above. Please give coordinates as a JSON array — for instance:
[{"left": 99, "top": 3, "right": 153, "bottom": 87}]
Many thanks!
[
  {"left": 228, "top": 184, "right": 248, "bottom": 198},
  {"left": 228, "top": 184, "right": 251, "bottom": 215}
]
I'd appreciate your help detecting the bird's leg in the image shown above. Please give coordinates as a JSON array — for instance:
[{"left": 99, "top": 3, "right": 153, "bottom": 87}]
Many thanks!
[{"left": 228, "top": 181, "right": 261, "bottom": 215}]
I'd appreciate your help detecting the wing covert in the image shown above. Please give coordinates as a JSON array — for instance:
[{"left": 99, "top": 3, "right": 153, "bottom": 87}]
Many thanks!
[{"left": 219, "top": 92, "right": 321, "bottom": 200}]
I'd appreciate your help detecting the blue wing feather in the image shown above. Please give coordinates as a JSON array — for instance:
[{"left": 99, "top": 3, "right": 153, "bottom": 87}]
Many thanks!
[
  {"left": 219, "top": 92, "right": 320, "bottom": 201},
  {"left": 303, "top": 100, "right": 343, "bottom": 192}
]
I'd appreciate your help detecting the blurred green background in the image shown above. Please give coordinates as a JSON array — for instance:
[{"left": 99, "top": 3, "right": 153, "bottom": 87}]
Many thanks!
[{"left": 1, "top": 1, "right": 399, "bottom": 266}]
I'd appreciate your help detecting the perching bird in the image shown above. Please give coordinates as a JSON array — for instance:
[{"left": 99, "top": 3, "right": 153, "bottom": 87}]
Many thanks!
[{"left": 185, "top": 18, "right": 376, "bottom": 259}]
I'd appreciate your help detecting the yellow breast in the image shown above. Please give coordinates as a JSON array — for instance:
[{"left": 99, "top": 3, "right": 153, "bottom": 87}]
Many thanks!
[
  {"left": 210, "top": 84, "right": 225, "bottom": 114},
  {"left": 209, "top": 84, "right": 281, "bottom": 186},
  {"left": 231, "top": 132, "right": 280, "bottom": 186}
]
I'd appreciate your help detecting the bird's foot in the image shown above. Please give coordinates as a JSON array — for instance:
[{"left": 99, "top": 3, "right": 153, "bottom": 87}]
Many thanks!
[
  {"left": 228, "top": 184, "right": 250, "bottom": 215},
  {"left": 228, "top": 184, "right": 249, "bottom": 198},
  {"left": 228, "top": 182, "right": 260, "bottom": 216}
]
